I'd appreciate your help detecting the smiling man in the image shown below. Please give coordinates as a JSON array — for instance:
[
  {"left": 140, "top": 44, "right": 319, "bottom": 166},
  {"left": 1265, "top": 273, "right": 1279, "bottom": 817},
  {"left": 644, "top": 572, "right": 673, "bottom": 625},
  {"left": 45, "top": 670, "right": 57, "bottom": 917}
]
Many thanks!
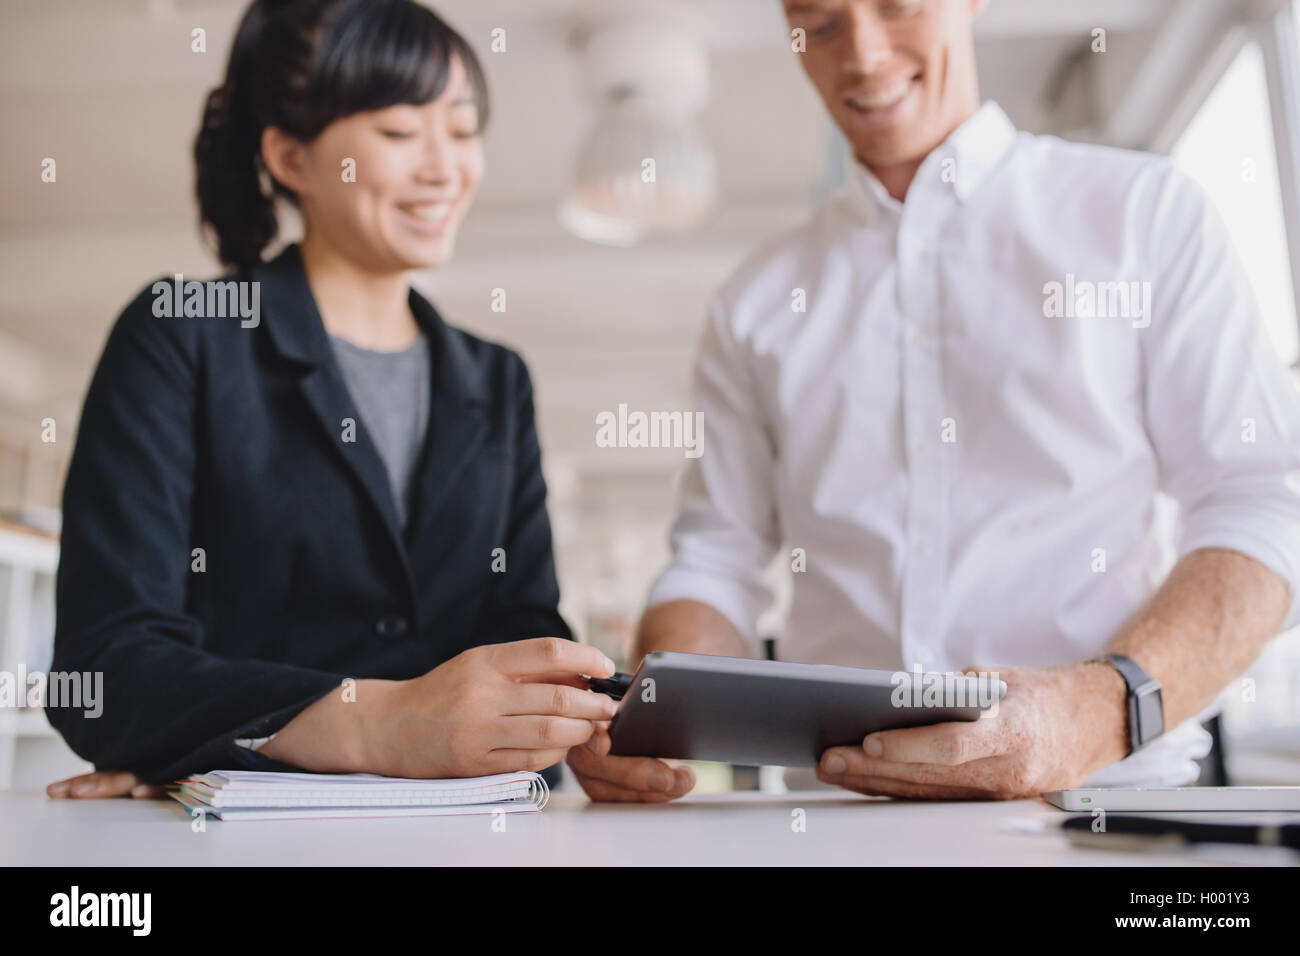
[{"left": 566, "top": 0, "right": 1300, "bottom": 802}]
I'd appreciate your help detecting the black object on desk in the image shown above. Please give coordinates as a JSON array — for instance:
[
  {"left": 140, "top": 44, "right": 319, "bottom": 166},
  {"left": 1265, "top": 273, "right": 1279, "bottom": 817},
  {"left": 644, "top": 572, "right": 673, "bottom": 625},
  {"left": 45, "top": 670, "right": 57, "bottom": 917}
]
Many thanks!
[{"left": 1062, "top": 814, "right": 1300, "bottom": 852}]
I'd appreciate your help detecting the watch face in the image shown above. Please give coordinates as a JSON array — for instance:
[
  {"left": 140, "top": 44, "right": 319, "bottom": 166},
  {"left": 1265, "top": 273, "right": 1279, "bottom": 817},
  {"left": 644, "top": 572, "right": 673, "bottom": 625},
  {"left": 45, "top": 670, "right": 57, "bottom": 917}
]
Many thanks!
[{"left": 1135, "top": 688, "right": 1164, "bottom": 745}]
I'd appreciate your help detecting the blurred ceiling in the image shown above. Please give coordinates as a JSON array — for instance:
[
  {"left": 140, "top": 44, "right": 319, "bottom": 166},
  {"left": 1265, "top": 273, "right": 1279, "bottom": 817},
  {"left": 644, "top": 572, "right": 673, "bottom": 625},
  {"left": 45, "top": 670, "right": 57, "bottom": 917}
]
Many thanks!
[{"left": 0, "top": 0, "right": 1274, "bottom": 494}]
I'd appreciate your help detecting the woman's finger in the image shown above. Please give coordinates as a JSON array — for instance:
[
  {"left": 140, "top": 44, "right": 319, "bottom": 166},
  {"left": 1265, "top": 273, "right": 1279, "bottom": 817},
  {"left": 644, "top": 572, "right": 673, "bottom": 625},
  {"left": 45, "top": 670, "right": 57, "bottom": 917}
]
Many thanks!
[
  {"left": 47, "top": 770, "right": 147, "bottom": 799},
  {"left": 491, "top": 638, "right": 614, "bottom": 681},
  {"left": 480, "top": 748, "right": 570, "bottom": 775},
  {"left": 583, "top": 723, "right": 613, "bottom": 756},
  {"left": 501, "top": 682, "right": 619, "bottom": 721},
  {"left": 494, "top": 715, "right": 598, "bottom": 751},
  {"left": 515, "top": 672, "right": 594, "bottom": 690}
]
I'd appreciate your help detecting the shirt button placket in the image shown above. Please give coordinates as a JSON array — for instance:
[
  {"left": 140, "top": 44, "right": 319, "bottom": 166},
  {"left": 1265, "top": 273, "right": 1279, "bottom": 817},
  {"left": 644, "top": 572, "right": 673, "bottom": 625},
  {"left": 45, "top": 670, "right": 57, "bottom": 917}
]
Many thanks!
[{"left": 896, "top": 207, "right": 946, "bottom": 674}]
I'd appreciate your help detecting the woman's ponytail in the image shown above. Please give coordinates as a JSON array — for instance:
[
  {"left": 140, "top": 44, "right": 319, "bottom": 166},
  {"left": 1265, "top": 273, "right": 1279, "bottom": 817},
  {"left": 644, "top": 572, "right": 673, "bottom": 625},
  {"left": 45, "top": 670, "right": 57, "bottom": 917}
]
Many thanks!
[
  {"left": 194, "top": 81, "right": 277, "bottom": 271},
  {"left": 193, "top": 0, "right": 286, "bottom": 271}
]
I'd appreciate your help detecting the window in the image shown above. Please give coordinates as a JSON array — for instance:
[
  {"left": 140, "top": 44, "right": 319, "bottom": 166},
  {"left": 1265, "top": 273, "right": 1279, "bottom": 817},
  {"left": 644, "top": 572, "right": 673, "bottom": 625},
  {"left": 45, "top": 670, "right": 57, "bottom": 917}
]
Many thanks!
[
  {"left": 1171, "top": 42, "right": 1300, "bottom": 366},
  {"left": 1173, "top": 24, "right": 1300, "bottom": 782}
]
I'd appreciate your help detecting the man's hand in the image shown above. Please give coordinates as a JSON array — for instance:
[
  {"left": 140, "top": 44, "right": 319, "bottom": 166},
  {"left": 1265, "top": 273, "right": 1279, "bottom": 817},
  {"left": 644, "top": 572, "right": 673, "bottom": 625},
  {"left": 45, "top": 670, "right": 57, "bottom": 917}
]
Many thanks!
[
  {"left": 815, "top": 662, "right": 1129, "bottom": 799},
  {"left": 567, "top": 721, "right": 695, "bottom": 802},
  {"left": 561, "top": 596, "right": 735, "bottom": 802}
]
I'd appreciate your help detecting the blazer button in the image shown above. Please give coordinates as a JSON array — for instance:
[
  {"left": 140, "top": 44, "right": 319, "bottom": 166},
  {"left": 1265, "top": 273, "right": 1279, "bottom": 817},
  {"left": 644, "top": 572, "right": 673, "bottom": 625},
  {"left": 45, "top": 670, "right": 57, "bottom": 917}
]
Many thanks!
[{"left": 374, "top": 614, "right": 409, "bottom": 638}]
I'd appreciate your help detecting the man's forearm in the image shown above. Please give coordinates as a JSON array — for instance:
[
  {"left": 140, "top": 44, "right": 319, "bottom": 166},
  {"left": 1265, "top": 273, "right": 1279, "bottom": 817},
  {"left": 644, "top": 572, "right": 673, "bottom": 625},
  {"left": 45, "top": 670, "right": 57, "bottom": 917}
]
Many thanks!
[
  {"left": 1106, "top": 547, "right": 1291, "bottom": 729},
  {"left": 635, "top": 598, "right": 753, "bottom": 661}
]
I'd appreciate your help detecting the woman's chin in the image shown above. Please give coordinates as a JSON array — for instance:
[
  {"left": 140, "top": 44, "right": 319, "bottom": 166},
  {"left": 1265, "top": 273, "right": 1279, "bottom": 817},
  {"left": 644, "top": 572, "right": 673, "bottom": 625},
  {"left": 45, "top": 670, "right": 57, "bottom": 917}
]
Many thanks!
[{"left": 390, "top": 236, "right": 456, "bottom": 272}]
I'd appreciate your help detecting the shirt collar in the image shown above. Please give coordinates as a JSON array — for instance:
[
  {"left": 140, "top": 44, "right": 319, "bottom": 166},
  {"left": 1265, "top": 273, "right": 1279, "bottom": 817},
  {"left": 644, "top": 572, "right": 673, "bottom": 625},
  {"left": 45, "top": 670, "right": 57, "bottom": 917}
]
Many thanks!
[{"left": 844, "top": 100, "right": 1018, "bottom": 223}]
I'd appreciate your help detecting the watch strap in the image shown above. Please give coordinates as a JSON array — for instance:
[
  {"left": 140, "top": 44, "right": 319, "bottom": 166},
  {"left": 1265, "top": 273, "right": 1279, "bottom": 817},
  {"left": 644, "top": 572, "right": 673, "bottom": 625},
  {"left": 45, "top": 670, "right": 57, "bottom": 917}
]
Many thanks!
[{"left": 1098, "top": 653, "right": 1164, "bottom": 755}]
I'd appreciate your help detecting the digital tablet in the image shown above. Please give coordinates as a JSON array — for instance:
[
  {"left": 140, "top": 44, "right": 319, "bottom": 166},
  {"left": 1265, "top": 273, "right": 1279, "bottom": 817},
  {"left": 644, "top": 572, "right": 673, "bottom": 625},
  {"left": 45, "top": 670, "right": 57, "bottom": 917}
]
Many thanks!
[{"left": 607, "top": 651, "right": 1008, "bottom": 767}]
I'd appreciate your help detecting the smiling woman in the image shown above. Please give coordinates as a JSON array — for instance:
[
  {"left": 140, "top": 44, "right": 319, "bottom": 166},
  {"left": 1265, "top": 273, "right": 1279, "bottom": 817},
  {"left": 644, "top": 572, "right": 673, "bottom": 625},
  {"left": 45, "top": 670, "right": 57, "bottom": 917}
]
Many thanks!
[{"left": 45, "top": 0, "right": 625, "bottom": 801}]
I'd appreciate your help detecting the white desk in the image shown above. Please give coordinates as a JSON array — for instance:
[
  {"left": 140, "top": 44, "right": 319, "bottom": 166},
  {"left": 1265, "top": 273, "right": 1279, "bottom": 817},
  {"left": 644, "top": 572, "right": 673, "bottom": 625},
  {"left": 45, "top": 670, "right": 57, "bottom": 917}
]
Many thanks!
[{"left": 3, "top": 788, "right": 1296, "bottom": 866}]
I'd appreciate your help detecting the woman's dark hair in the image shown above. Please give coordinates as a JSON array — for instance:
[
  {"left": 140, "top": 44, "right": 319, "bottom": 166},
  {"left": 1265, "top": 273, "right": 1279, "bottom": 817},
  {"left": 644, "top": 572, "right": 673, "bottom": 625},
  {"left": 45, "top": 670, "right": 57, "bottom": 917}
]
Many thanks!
[{"left": 194, "top": 0, "right": 489, "bottom": 270}]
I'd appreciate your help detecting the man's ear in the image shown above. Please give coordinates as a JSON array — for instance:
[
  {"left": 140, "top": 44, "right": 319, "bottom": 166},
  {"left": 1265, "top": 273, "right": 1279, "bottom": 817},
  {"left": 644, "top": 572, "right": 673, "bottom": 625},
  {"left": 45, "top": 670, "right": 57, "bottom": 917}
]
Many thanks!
[{"left": 259, "top": 126, "right": 307, "bottom": 196}]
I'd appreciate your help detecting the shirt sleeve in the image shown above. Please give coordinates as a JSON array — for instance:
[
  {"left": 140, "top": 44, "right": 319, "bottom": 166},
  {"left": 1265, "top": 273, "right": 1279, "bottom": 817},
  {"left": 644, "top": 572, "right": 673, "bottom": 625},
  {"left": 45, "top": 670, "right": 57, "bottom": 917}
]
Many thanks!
[
  {"left": 1140, "top": 162, "right": 1300, "bottom": 629},
  {"left": 646, "top": 294, "right": 782, "bottom": 650}
]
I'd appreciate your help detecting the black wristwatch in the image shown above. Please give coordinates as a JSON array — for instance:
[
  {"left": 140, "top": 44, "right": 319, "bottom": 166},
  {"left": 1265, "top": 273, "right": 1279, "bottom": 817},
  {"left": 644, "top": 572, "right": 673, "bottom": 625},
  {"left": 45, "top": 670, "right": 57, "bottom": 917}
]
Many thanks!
[{"left": 1097, "top": 653, "right": 1163, "bottom": 755}]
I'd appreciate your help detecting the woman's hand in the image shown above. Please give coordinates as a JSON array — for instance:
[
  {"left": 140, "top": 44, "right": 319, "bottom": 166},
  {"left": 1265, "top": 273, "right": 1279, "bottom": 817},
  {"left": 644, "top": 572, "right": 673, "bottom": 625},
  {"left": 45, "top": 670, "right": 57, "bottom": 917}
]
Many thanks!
[
  {"left": 46, "top": 770, "right": 166, "bottom": 800},
  {"left": 361, "top": 638, "right": 621, "bottom": 778},
  {"left": 262, "top": 637, "right": 621, "bottom": 779}
]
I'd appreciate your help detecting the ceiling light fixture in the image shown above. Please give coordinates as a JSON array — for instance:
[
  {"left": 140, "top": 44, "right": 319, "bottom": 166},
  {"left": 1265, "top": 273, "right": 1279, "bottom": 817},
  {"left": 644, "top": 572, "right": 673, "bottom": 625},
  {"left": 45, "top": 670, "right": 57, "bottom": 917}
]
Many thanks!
[{"left": 560, "top": 4, "right": 718, "bottom": 246}]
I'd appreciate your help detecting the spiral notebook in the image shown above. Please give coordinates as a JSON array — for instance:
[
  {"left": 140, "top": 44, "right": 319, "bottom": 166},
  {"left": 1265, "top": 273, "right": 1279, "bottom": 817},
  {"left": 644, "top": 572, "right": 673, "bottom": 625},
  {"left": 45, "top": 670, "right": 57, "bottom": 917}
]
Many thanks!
[{"left": 169, "top": 769, "right": 550, "bottom": 821}]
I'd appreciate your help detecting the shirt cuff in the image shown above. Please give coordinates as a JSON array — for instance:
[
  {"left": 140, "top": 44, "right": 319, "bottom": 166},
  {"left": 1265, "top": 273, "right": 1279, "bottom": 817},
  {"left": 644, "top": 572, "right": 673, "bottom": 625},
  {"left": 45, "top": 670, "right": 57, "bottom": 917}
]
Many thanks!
[{"left": 233, "top": 733, "right": 278, "bottom": 752}]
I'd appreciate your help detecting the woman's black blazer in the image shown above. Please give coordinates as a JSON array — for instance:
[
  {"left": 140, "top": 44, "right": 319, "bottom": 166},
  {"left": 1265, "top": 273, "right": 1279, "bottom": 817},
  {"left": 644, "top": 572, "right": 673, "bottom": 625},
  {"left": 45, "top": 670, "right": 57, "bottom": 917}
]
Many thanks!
[{"left": 48, "top": 243, "right": 573, "bottom": 783}]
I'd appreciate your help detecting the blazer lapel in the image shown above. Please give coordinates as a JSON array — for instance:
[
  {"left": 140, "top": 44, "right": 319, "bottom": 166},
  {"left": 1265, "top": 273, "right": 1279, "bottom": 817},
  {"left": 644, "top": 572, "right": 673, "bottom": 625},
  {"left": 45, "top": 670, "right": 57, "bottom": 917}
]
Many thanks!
[
  {"left": 298, "top": 363, "right": 408, "bottom": 546},
  {"left": 403, "top": 291, "right": 490, "bottom": 542},
  {"left": 255, "top": 244, "right": 411, "bottom": 566}
]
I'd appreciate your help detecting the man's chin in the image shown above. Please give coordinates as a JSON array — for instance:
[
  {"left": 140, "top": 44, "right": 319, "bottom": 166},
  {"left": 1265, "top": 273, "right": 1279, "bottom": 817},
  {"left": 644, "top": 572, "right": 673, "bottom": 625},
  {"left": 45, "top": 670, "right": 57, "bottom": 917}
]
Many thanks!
[{"left": 853, "top": 124, "right": 949, "bottom": 168}]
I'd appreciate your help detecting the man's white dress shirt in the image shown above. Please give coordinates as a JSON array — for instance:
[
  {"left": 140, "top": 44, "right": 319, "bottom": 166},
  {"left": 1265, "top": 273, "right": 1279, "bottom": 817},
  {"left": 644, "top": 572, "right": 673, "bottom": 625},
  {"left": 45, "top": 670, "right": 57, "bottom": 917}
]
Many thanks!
[{"left": 648, "top": 101, "right": 1300, "bottom": 787}]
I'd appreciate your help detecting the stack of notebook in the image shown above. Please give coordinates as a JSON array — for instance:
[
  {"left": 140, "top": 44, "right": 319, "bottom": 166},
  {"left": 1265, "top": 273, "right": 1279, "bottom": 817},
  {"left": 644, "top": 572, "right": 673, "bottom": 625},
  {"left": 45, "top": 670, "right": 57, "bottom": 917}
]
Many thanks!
[{"left": 170, "top": 769, "right": 550, "bottom": 822}]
